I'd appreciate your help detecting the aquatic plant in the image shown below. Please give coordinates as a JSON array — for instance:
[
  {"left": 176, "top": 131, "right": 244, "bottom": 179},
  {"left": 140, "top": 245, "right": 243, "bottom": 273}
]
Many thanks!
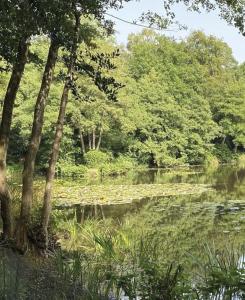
[
  {"left": 54, "top": 183, "right": 212, "bottom": 207},
  {"left": 195, "top": 244, "right": 245, "bottom": 298},
  {"left": 53, "top": 232, "right": 186, "bottom": 299}
]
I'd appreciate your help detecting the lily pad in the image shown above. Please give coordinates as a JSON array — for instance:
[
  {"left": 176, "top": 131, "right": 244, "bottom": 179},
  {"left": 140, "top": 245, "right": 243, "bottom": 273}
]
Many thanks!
[{"left": 53, "top": 183, "right": 213, "bottom": 208}]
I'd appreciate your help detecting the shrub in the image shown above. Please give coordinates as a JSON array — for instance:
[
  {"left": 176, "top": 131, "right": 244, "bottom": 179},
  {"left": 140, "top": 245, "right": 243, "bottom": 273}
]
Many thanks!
[
  {"left": 214, "top": 144, "right": 235, "bottom": 163},
  {"left": 237, "top": 154, "right": 245, "bottom": 168},
  {"left": 83, "top": 150, "right": 112, "bottom": 167},
  {"left": 204, "top": 154, "right": 219, "bottom": 168},
  {"left": 102, "top": 155, "right": 137, "bottom": 175},
  {"left": 57, "top": 162, "right": 88, "bottom": 178},
  {"left": 6, "top": 163, "right": 22, "bottom": 177}
]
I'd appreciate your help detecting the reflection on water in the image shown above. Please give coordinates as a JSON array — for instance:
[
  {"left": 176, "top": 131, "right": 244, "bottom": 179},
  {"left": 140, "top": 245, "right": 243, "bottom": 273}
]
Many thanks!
[
  {"left": 75, "top": 165, "right": 245, "bottom": 219},
  {"left": 118, "top": 165, "right": 245, "bottom": 300},
  {"left": 1, "top": 165, "right": 245, "bottom": 299}
]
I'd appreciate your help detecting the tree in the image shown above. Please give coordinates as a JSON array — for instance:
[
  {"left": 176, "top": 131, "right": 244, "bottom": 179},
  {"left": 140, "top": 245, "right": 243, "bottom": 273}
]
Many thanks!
[
  {"left": 41, "top": 27, "right": 124, "bottom": 250},
  {"left": 0, "top": 0, "right": 39, "bottom": 240},
  {"left": 17, "top": 0, "right": 83, "bottom": 251},
  {"left": 17, "top": 38, "right": 60, "bottom": 250},
  {"left": 68, "top": 39, "right": 124, "bottom": 155},
  {"left": 125, "top": 30, "right": 219, "bottom": 166},
  {"left": 185, "top": 31, "right": 245, "bottom": 152},
  {"left": 17, "top": 0, "right": 138, "bottom": 251},
  {"left": 41, "top": 5, "right": 81, "bottom": 251},
  {"left": 164, "top": 0, "right": 245, "bottom": 36}
]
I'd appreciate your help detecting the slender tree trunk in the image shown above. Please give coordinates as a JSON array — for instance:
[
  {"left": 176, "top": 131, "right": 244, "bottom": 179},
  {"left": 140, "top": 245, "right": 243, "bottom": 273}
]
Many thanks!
[
  {"left": 41, "top": 12, "right": 80, "bottom": 251},
  {"left": 0, "top": 37, "right": 30, "bottom": 240},
  {"left": 88, "top": 133, "right": 92, "bottom": 150},
  {"left": 92, "top": 129, "right": 96, "bottom": 150},
  {"left": 79, "top": 129, "right": 86, "bottom": 154},
  {"left": 16, "top": 38, "right": 59, "bottom": 251},
  {"left": 41, "top": 78, "right": 70, "bottom": 249},
  {"left": 96, "top": 127, "right": 103, "bottom": 150}
]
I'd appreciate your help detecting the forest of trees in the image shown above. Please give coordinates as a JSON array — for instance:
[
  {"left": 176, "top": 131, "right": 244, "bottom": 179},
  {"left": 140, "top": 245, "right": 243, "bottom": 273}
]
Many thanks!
[
  {"left": 1, "top": 30, "right": 244, "bottom": 168},
  {"left": 0, "top": 0, "right": 244, "bottom": 254}
]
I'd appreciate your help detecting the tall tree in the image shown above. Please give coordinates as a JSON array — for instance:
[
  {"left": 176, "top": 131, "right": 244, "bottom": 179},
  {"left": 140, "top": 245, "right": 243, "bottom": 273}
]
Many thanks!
[
  {"left": 41, "top": 6, "right": 81, "bottom": 251},
  {"left": 17, "top": 0, "right": 76, "bottom": 250},
  {"left": 0, "top": 0, "right": 38, "bottom": 240},
  {"left": 17, "top": 38, "right": 60, "bottom": 249},
  {"left": 17, "top": 0, "right": 135, "bottom": 251},
  {"left": 126, "top": 30, "right": 220, "bottom": 166},
  {"left": 41, "top": 24, "right": 124, "bottom": 251}
]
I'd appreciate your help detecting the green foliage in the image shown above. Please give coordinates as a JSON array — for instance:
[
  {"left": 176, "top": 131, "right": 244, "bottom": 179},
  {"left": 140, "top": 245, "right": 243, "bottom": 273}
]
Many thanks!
[
  {"left": 237, "top": 154, "right": 245, "bottom": 168},
  {"left": 126, "top": 31, "right": 223, "bottom": 166},
  {"left": 203, "top": 154, "right": 219, "bottom": 169},
  {"left": 53, "top": 219, "right": 186, "bottom": 299},
  {"left": 55, "top": 155, "right": 137, "bottom": 179},
  {"left": 83, "top": 150, "right": 112, "bottom": 167},
  {"left": 57, "top": 161, "right": 88, "bottom": 178},
  {"left": 1, "top": 30, "right": 244, "bottom": 169},
  {"left": 214, "top": 144, "right": 235, "bottom": 163},
  {"left": 196, "top": 244, "right": 245, "bottom": 297},
  {"left": 165, "top": 0, "right": 245, "bottom": 36},
  {"left": 101, "top": 155, "right": 137, "bottom": 175}
]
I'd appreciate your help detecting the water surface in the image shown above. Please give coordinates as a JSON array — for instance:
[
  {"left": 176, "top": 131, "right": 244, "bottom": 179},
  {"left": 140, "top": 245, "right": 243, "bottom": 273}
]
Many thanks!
[{"left": 1, "top": 165, "right": 245, "bottom": 299}]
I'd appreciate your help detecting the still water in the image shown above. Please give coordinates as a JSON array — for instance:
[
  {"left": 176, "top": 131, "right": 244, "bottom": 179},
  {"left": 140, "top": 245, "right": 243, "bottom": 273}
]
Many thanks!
[{"left": 0, "top": 165, "right": 245, "bottom": 299}]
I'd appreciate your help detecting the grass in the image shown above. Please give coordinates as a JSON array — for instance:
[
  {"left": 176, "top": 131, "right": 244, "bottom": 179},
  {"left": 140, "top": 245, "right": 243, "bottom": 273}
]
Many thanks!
[
  {"left": 49, "top": 221, "right": 245, "bottom": 299},
  {"left": 1, "top": 214, "right": 245, "bottom": 299},
  {"left": 193, "top": 243, "right": 245, "bottom": 298},
  {"left": 53, "top": 233, "right": 186, "bottom": 299},
  {"left": 1, "top": 163, "right": 244, "bottom": 298}
]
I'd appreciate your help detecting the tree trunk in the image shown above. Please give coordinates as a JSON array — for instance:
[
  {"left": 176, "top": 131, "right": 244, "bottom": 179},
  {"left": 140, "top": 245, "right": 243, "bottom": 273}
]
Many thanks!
[
  {"left": 92, "top": 129, "right": 96, "bottom": 150},
  {"left": 88, "top": 133, "right": 92, "bottom": 150},
  {"left": 0, "top": 37, "right": 30, "bottom": 240},
  {"left": 41, "top": 12, "right": 80, "bottom": 251},
  {"left": 96, "top": 127, "right": 103, "bottom": 150},
  {"left": 79, "top": 129, "right": 86, "bottom": 154},
  {"left": 16, "top": 38, "right": 59, "bottom": 251},
  {"left": 41, "top": 74, "right": 70, "bottom": 250},
  {"left": 0, "top": 183, "right": 12, "bottom": 240}
]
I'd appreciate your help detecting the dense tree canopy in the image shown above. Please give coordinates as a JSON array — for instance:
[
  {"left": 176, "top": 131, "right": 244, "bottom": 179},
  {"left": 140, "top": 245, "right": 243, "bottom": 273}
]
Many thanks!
[{"left": 0, "top": 29, "right": 244, "bottom": 169}]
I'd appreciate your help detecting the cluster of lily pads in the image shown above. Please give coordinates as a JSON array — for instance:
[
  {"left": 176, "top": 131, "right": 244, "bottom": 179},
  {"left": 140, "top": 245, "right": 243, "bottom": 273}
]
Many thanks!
[{"left": 53, "top": 183, "right": 213, "bottom": 207}]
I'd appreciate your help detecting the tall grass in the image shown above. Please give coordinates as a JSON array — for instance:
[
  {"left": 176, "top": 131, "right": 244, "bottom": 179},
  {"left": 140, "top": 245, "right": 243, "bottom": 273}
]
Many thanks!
[
  {"left": 1, "top": 225, "right": 245, "bottom": 299},
  {"left": 52, "top": 220, "right": 185, "bottom": 299},
  {"left": 194, "top": 243, "right": 245, "bottom": 298}
]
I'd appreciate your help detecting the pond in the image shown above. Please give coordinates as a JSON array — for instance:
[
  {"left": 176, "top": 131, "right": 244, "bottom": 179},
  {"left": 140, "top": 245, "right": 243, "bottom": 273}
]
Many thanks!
[{"left": 1, "top": 164, "right": 245, "bottom": 299}]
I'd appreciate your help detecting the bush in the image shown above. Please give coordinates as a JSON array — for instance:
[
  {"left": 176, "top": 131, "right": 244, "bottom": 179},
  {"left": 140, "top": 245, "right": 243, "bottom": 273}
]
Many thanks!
[
  {"left": 102, "top": 155, "right": 137, "bottom": 175},
  {"left": 6, "top": 163, "right": 22, "bottom": 177},
  {"left": 204, "top": 154, "right": 219, "bottom": 168},
  {"left": 237, "top": 154, "right": 245, "bottom": 168},
  {"left": 57, "top": 162, "right": 88, "bottom": 178},
  {"left": 83, "top": 150, "right": 112, "bottom": 167},
  {"left": 214, "top": 144, "right": 235, "bottom": 163}
]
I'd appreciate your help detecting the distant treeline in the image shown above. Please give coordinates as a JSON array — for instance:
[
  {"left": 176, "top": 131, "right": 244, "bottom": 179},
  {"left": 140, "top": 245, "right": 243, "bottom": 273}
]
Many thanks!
[{"left": 1, "top": 30, "right": 244, "bottom": 168}]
